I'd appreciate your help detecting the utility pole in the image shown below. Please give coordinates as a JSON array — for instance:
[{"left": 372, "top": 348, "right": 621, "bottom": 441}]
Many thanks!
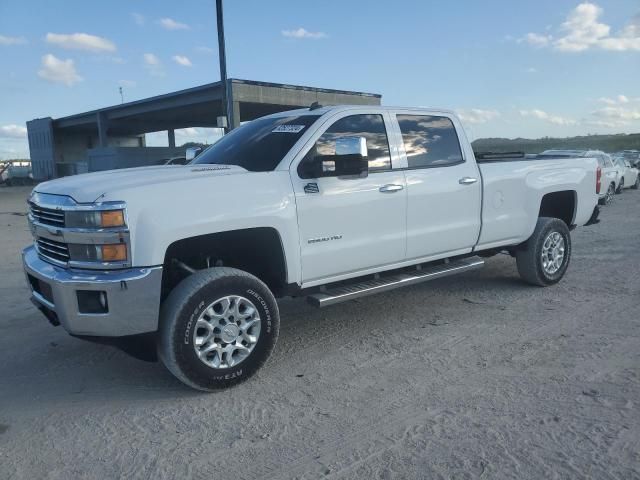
[
  {"left": 119, "top": 86, "right": 124, "bottom": 104},
  {"left": 216, "top": 0, "right": 231, "bottom": 133}
]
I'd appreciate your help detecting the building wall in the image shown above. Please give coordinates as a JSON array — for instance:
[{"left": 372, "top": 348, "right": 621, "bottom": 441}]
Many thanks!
[
  {"left": 53, "top": 130, "right": 144, "bottom": 176},
  {"left": 88, "top": 146, "right": 186, "bottom": 172}
]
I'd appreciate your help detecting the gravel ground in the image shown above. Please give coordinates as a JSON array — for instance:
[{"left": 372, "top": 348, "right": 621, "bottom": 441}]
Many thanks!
[{"left": 0, "top": 185, "right": 639, "bottom": 479}]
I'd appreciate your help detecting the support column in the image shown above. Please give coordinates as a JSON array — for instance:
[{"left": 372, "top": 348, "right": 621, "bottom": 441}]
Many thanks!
[
  {"left": 168, "top": 129, "right": 176, "bottom": 148},
  {"left": 228, "top": 100, "right": 241, "bottom": 130},
  {"left": 97, "top": 112, "right": 108, "bottom": 147}
]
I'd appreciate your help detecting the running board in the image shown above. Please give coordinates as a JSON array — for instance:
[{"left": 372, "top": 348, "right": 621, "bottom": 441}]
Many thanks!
[{"left": 306, "top": 257, "right": 484, "bottom": 308}]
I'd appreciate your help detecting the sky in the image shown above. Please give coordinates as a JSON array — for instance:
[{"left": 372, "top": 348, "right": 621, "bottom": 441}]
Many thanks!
[{"left": 1, "top": 0, "right": 639, "bottom": 159}]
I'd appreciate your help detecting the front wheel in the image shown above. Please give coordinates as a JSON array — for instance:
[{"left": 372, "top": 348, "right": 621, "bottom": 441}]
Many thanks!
[
  {"left": 616, "top": 178, "right": 624, "bottom": 194},
  {"left": 158, "top": 267, "right": 280, "bottom": 391},
  {"left": 516, "top": 217, "right": 571, "bottom": 287},
  {"left": 632, "top": 176, "right": 640, "bottom": 190}
]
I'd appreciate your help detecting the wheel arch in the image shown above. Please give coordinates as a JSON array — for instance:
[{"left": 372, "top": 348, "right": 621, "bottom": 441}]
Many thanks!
[
  {"left": 161, "top": 227, "right": 288, "bottom": 300},
  {"left": 538, "top": 190, "right": 577, "bottom": 227}
]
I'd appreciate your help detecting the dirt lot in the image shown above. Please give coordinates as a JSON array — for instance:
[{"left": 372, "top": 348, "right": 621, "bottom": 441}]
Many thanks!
[{"left": 0, "top": 185, "right": 639, "bottom": 479}]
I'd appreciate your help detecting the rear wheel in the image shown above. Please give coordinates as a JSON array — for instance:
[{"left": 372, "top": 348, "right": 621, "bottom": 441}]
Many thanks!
[
  {"left": 600, "top": 183, "right": 615, "bottom": 205},
  {"left": 516, "top": 217, "right": 571, "bottom": 287},
  {"left": 158, "top": 267, "right": 280, "bottom": 391},
  {"left": 616, "top": 178, "right": 624, "bottom": 193},
  {"left": 632, "top": 176, "right": 640, "bottom": 190}
]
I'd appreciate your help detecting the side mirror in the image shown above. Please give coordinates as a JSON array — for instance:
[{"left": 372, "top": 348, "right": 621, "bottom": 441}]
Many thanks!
[
  {"left": 301, "top": 136, "right": 369, "bottom": 179},
  {"left": 185, "top": 147, "right": 202, "bottom": 161}
]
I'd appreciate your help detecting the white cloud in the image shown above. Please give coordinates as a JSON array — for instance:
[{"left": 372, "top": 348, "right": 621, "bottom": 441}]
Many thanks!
[
  {"left": 584, "top": 119, "right": 629, "bottom": 129},
  {"left": 143, "top": 53, "right": 164, "bottom": 76},
  {"left": 593, "top": 106, "right": 640, "bottom": 121},
  {"left": 131, "top": 13, "right": 145, "bottom": 26},
  {"left": 526, "top": 67, "right": 538, "bottom": 73},
  {"left": 520, "top": 33, "right": 552, "bottom": 47},
  {"left": 522, "top": 3, "right": 640, "bottom": 53},
  {"left": 281, "top": 28, "right": 327, "bottom": 39},
  {"left": 176, "top": 128, "right": 200, "bottom": 137},
  {"left": 520, "top": 109, "right": 577, "bottom": 126},
  {"left": 0, "top": 34, "right": 27, "bottom": 46},
  {"left": 0, "top": 124, "right": 27, "bottom": 138},
  {"left": 37, "top": 54, "right": 83, "bottom": 86},
  {"left": 143, "top": 53, "right": 160, "bottom": 66},
  {"left": 554, "top": 3, "right": 609, "bottom": 52},
  {"left": 598, "top": 95, "right": 631, "bottom": 105},
  {"left": 172, "top": 55, "right": 192, "bottom": 67},
  {"left": 46, "top": 33, "right": 116, "bottom": 53},
  {"left": 599, "top": 13, "right": 640, "bottom": 51},
  {"left": 118, "top": 79, "right": 136, "bottom": 88},
  {"left": 457, "top": 109, "right": 500, "bottom": 125},
  {"left": 158, "top": 18, "right": 190, "bottom": 30}
]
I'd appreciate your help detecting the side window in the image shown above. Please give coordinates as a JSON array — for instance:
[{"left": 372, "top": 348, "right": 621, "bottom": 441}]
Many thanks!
[
  {"left": 305, "top": 114, "right": 391, "bottom": 172},
  {"left": 397, "top": 115, "right": 463, "bottom": 169}
]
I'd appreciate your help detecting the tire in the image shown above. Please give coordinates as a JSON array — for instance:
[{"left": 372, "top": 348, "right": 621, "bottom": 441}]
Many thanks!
[
  {"left": 616, "top": 178, "right": 624, "bottom": 194},
  {"left": 516, "top": 217, "right": 571, "bottom": 287},
  {"left": 632, "top": 176, "right": 639, "bottom": 190},
  {"left": 157, "top": 267, "right": 280, "bottom": 391},
  {"left": 599, "top": 183, "right": 615, "bottom": 205}
]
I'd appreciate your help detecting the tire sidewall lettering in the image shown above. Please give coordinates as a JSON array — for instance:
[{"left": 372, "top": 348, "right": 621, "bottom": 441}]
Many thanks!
[
  {"left": 184, "top": 300, "right": 205, "bottom": 345},
  {"left": 246, "top": 288, "right": 272, "bottom": 334}
]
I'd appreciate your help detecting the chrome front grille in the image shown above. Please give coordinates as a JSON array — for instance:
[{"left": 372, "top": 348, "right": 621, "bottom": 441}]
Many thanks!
[
  {"left": 29, "top": 202, "right": 65, "bottom": 227},
  {"left": 36, "top": 237, "right": 70, "bottom": 263}
]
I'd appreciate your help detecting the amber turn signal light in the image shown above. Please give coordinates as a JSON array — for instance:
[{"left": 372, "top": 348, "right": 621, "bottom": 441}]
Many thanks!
[
  {"left": 101, "top": 210, "right": 125, "bottom": 227},
  {"left": 101, "top": 244, "right": 127, "bottom": 262}
]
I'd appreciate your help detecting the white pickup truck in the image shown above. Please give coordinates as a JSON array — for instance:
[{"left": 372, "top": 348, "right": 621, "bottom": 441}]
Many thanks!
[{"left": 23, "top": 105, "right": 601, "bottom": 390}]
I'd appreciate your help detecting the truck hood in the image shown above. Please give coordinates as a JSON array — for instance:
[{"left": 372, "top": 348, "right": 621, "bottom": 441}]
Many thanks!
[{"left": 34, "top": 164, "right": 249, "bottom": 203}]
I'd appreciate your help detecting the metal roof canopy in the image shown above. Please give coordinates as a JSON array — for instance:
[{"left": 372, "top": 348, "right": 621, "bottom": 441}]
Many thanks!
[{"left": 52, "top": 78, "right": 381, "bottom": 136}]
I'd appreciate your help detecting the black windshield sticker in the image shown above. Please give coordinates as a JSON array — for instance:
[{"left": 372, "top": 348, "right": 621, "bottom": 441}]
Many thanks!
[{"left": 272, "top": 125, "right": 306, "bottom": 133}]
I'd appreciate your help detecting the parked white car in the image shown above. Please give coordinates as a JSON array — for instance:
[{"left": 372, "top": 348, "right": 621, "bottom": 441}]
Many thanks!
[
  {"left": 23, "top": 105, "right": 601, "bottom": 390},
  {"left": 613, "top": 156, "right": 640, "bottom": 190},
  {"left": 539, "top": 150, "right": 619, "bottom": 205}
]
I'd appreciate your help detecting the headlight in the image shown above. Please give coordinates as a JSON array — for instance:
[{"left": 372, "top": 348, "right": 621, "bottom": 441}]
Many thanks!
[
  {"left": 68, "top": 243, "right": 128, "bottom": 263},
  {"left": 66, "top": 209, "right": 126, "bottom": 228}
]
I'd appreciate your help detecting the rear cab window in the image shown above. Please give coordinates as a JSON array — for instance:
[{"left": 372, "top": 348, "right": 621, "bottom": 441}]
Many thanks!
[{"left": 396, "top": 115, "right": 463, "bottom": 169}]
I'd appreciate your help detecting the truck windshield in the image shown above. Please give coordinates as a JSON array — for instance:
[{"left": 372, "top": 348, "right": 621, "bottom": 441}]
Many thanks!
[{"left": 192, "top": 114, "right": 321, "bottom": 171}]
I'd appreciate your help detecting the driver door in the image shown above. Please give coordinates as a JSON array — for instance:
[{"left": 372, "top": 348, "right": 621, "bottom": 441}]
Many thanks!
[{"left": 291, "top": 111, "right": 406, "bottom": 286}]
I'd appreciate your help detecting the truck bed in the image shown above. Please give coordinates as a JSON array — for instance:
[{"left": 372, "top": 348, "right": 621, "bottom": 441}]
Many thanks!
[{"left": 475, "top": 155, "right": 598, "bottom": 251}]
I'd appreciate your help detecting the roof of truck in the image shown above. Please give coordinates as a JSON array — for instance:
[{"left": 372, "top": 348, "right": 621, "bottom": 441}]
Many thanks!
[{"left": 266, "top": 104, "right": 457, "bottom": 118}]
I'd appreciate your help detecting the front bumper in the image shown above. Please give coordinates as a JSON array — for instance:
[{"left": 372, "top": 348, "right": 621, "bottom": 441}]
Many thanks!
[{"left": 22, "top": 246, "right": 163, "bottom": 337}]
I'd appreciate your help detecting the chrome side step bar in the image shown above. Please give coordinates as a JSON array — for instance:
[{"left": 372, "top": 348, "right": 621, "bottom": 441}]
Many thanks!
[{"left": 306, "top": 257, "right": 484, "bottom": 308}]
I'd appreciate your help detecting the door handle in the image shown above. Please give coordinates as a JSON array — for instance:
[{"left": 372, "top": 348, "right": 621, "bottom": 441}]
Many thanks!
[
  {"left": 459, "top": 177, "right": 478, "bottom": 185},
  {"left": 379, "top": 184, "right": 404, "bottom": 193}
]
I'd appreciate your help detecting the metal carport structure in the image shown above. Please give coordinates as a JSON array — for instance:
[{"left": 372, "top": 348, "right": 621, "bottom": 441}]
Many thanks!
[{"left": 26, "top": 79, "right": 381, "bottom": 179}]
